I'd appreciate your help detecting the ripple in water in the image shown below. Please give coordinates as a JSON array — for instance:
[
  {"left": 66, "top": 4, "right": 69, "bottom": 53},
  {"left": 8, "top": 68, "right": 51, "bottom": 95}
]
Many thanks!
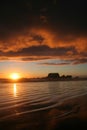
[{"left": 0, "top": 81, "right": 87, "bottom": 121}]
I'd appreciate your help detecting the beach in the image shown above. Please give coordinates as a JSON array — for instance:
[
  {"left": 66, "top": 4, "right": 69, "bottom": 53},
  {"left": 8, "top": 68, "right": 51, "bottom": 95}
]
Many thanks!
[
  {"left": 46, "top": 94, "right": 87, "bottom": 130},
  {"left": 0, "top": 94, "right": 87, "bottom": 130}
]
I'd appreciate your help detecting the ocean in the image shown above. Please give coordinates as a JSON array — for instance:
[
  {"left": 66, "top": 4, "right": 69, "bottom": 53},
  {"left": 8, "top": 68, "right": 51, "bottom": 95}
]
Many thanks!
[{"left": 0, "top": 81, "right": 87, "bottom": 129}]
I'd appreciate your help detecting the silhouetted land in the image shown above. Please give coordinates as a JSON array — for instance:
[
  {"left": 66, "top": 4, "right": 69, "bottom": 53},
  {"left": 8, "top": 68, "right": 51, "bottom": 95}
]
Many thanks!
[{"left": 0, "top": 73, "right": 87, "bottom": 83}]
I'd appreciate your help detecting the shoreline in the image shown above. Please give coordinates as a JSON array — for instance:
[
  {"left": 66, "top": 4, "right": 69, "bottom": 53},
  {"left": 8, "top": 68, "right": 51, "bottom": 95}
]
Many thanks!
[
  {"left": 0, "top": 94, "right": 87, "bottom": 129},
  {"left": 0, "top": 78, "right": 87, "bottom": 83}
]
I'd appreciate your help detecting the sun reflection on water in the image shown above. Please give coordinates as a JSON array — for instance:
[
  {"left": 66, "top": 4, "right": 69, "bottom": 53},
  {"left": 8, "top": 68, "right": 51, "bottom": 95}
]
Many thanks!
[{"left": 13, "top": 83, "right": 17, "bottom": 97}]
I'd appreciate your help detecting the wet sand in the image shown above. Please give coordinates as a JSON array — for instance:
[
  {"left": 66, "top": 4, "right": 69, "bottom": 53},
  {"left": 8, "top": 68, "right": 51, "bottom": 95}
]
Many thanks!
[
  {"left": 0, "top": 94, "right": 87, "bottom": 130},
  {"left": 46, "top": 94, "right": 87, "bottom": 130}
]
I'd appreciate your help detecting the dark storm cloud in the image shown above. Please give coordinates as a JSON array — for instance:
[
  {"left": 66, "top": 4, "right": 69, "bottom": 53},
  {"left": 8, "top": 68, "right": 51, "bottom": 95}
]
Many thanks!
[
  {"left": 0, "top": 45, "right": 77, "bottom": 57},
  {"left": 0, "top": 0, "right": 87, "bottom": 64},
  {"left": 0, "top": 45, "right": 87, "bottom": 65},
  {"left": 73, "top": 58, "right": 87, "bottom": 65},
  {"left": 38, "top": 58, "right": 87, "bottom": 66},
  {"left": 0, "top": 0, "right": 87, "bottom": 40},
  {"left": 0, "top": 0, "right": 87, "bottom": 33},
  {"left": 39, "top": 62, "right": 70, "bottom": 66}
]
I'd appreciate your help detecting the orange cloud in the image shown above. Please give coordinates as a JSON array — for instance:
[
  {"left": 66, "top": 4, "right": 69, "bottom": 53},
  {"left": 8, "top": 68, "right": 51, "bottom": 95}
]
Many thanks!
[
  {"left": 0, "top": 28, "right": 87, "bottom": 53},
  {"left": 0, "top": 27, "right": 86, "bottom": 65}
]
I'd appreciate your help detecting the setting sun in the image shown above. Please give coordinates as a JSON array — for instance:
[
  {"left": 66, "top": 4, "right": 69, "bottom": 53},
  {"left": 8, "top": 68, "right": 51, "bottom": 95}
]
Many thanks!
[{"left": 11, "top": 73, "right": 20, "bottom": 80}]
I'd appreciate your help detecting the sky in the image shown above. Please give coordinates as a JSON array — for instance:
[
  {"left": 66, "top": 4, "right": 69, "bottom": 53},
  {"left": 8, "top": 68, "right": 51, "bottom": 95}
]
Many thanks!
[{"left": 0, "top": 0, "right": 87, "bottom": 78}]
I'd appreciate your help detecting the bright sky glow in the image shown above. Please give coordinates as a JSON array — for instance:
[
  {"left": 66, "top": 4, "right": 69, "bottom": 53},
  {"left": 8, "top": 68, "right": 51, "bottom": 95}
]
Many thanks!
[{"left": 10, "top": 73, "right": 20, "bottom": 80}]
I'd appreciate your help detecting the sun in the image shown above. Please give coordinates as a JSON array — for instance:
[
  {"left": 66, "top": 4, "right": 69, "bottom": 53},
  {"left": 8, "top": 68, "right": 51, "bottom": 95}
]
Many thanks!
[{"left": 11, "top": 73, "right": 20, "bottom": 80}]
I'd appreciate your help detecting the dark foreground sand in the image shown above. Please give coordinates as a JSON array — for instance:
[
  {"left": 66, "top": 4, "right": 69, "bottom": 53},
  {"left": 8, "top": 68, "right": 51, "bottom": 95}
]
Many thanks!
[{"left": 0, "top": 94, "right": 87, "bottom": 130}]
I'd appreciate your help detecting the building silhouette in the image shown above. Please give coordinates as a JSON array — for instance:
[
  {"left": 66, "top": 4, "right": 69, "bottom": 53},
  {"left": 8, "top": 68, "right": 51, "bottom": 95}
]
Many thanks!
[{"left": 47, "top": 73, "right": 60, "bottom": 80}]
